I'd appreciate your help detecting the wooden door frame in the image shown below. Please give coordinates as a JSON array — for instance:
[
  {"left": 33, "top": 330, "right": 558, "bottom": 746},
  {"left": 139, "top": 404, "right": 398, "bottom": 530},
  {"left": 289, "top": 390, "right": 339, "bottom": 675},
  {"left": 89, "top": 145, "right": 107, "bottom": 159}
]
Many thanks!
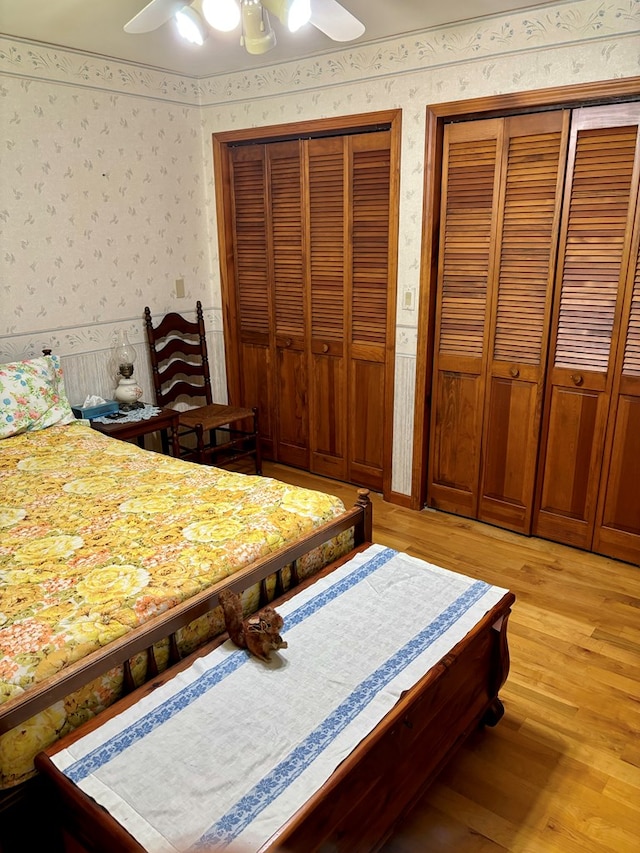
[
  {"left": 212, "top": 109, "right": 402, "bottom": 500},
  {"left": 413, "top": 76, "right": 640, "bottom": 511}
]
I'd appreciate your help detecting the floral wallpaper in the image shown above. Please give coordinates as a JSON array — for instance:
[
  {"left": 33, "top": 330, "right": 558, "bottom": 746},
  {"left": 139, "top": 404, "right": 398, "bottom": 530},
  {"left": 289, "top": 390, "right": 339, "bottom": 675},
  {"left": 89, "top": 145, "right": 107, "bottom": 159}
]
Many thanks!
[{"left": 0, "top": 0, "right": 638, "bottom": 495}]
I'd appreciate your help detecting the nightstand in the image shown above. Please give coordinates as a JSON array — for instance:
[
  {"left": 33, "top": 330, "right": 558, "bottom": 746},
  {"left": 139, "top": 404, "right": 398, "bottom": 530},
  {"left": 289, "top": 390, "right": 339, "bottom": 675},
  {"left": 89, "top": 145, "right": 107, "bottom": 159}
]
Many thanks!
[{"left": 90, "top": 407, "right": 180, "bottom": 456}]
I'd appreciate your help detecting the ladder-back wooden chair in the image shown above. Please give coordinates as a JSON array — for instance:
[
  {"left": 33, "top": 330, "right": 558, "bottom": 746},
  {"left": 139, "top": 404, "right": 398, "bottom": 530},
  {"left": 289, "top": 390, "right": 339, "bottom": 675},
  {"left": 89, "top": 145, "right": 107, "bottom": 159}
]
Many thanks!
[{"left": 144, "top": 302, "right": 261, "bottom": 474}]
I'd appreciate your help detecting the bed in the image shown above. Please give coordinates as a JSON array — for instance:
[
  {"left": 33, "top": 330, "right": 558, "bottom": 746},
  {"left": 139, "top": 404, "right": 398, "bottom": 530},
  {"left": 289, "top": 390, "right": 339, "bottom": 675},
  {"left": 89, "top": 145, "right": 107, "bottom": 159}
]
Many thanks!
[
  {"left": 0, "top": 354, "right": 366, "bottom": 796},
  {"left": 1, "top": 354, "right": 515, "bottom": 853}
]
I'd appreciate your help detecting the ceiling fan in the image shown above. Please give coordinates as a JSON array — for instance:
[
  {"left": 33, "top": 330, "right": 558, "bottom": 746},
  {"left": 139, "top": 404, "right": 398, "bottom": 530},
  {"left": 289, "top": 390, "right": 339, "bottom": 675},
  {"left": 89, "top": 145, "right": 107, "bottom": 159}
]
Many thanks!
[{"left": 124, "top": 0, "right": 365, "bottom": 56}]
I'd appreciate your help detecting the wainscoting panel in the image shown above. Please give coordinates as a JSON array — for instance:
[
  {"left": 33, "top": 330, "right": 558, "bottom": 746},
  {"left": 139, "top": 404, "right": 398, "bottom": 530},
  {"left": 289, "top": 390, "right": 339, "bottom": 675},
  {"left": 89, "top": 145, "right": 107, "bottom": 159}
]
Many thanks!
[
  {"left": 392, "top": 351, "right": 416, "bottom": 496},
  {"left": 0, "top": 307, "right": 228, "bottom": 412}
]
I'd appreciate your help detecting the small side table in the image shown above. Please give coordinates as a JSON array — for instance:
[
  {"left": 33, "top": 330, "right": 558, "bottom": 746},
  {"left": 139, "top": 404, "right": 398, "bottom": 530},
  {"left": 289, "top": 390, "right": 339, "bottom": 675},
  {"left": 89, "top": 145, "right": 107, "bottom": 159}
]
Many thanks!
[{"left": 90, "top": 407, "right": 180, "bottom": 457}]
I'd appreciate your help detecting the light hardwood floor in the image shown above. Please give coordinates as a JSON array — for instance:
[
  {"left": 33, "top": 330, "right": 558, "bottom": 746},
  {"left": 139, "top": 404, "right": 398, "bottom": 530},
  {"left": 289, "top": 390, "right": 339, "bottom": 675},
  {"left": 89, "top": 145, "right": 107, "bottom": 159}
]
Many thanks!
[{"left": 265, "top": 462, "right": 640, "bottom": 853}]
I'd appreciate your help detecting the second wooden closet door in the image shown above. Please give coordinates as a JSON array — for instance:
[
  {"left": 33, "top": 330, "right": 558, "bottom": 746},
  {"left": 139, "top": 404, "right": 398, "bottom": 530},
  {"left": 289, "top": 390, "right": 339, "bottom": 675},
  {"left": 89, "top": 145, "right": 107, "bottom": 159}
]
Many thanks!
[
  {"left": 534, "top": 104, "right": 640, "bottom": 554},
  {"left": 429, "top": 102, "right": 640, "bottom": 562},
  {"left": 428, "top": 111, "right": 569, "bottom": 533}
]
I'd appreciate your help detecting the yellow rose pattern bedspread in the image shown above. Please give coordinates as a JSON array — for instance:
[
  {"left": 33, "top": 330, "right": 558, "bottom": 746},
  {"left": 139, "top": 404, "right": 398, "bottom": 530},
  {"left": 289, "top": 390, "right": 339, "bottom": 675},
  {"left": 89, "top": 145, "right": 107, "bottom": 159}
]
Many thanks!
[{"left": 0, "top": 422, "right": 349, "bottom": 788}]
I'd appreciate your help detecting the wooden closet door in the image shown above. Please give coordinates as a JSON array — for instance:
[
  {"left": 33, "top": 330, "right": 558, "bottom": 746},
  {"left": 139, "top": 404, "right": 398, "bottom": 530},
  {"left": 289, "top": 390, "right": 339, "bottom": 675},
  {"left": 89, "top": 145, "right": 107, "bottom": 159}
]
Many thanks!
[
  {"left": 268, "top": 140, "right": 309, "bottom": 468},
  {"left": 225, "top": 122, "right": 396, "bottom": 487},
  {"left": 594, "top": 186, "right": 640, "bottom": 565},
  {"left": 478, "top": 111, "right": 569, "bottom": 533},
  {"left": 306, "top": 130, "right": 393, "bottom": 491},
  {"left": 307, "top": 136, "right": 348, "bottom": 481},
  {"left": 428, "top": 119, "right": 502, "bottom": 517},
  {"left": 348, "top": 131, "right": 392, "bottom": 491},
  {"left": 534, "top": 104, "right": 640, "bottom": 550},
  {"left": 230, "top": 145, "right": 275, "bottom": 457}
]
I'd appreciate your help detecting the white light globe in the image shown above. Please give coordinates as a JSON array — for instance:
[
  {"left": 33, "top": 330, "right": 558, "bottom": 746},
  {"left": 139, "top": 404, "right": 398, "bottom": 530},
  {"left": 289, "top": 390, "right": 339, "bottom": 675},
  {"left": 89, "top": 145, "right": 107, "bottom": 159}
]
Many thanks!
[
  {"left": 202, "top": 0, "right": 241, "bottom": 32},
  {"left": 175, "top": 8, "right": 206, "bottom": 44},
  {"left": 288, "top": 0, "right": 311, "bottom": 32}
]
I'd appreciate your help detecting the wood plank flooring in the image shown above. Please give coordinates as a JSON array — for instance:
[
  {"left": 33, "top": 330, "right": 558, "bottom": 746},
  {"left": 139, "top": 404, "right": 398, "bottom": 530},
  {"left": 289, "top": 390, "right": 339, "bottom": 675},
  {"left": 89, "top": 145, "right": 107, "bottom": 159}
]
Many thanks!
[{"left": 265, "top": 462, "right": 640, "bottom": 853}]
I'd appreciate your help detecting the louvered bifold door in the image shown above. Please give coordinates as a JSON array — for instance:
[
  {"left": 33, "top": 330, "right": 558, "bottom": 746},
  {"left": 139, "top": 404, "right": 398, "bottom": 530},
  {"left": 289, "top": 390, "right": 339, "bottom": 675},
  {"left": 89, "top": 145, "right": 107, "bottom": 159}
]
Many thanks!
[
  {"left": 428, "top": 119, "right": 503, "bottom": 517},
  {"left": 534, "top": 104, "right": 640, "bottom": 550},
  {"left": 347, "top": 131, "right": 392, "bottom": 491},
  {"left": 478, "top": 111, "right": 569, "bottom": 533},
  {"left": 306, "top": 136, "right": 348, "bottom": 481},
  {"left": 594, "top": 125, "right": 640, "bottom": 564},
  {"left": 230, "top": 145, "right": 274, "bottom": 456},
  {"left": 268, "top": 140, "right": 309, "bottom": 468}
]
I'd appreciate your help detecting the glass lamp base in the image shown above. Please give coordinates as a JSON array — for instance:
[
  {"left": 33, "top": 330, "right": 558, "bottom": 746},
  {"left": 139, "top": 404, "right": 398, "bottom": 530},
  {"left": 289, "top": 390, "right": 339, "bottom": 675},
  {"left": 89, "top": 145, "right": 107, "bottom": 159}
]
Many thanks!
[
  {"left": 118, "top": 400, "right": 146, "bottom": 412},
  {"left": 113, "top": 375, "right": 144, "bottom": 411}
]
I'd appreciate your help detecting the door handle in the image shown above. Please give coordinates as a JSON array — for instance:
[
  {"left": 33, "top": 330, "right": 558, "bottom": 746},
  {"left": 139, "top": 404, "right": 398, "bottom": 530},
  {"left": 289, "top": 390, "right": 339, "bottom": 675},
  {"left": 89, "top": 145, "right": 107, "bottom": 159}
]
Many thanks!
[
  {"left": 322, "top": 344, "right": 329, "bottom": 353},
  {"left": 509, "top": 366, "right": 520, "bottom": 378},
  {"left": 571, "top": 373, "right": 584, "bottom": 386}
]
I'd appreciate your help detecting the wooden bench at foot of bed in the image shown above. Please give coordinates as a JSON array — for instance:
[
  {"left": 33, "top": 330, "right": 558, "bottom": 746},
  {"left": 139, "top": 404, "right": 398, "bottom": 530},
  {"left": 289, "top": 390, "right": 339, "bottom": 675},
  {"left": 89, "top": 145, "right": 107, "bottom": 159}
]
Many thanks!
[
  {"left": 271, "top": 595, "right": 512, "bottom": 852},
  {"left": 34, "top": 546, "right": 515, "bottom": 853}
]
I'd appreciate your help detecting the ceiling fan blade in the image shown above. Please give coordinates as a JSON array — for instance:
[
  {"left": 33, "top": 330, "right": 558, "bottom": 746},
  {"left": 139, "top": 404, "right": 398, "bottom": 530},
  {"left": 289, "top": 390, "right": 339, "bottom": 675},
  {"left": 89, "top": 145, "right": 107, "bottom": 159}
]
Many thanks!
[
  {"left": 124, "top": 0, "right": 185, "bottom": 34},
  {"left": 310, "top": 0, "right": 365, "bottom": 42}
]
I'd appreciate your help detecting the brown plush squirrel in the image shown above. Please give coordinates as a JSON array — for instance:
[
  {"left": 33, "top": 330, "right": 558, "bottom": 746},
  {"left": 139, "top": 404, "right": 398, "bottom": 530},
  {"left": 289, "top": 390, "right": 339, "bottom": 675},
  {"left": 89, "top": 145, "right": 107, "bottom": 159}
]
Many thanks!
[{"left": 219, "top": 589, "right": 288, "bottom": 661}]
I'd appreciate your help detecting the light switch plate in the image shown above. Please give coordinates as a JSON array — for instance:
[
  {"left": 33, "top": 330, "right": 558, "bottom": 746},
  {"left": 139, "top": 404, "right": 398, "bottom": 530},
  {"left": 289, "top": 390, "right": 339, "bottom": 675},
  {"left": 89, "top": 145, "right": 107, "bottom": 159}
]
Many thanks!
[{"left": 403, "top": 288, "right": 415, "bottom": 310}]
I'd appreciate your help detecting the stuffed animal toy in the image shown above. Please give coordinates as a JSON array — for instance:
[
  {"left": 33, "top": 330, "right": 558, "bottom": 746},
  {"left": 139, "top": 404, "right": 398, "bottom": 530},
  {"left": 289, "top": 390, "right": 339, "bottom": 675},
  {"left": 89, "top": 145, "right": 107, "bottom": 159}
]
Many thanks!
[{"left": 219, "top": 589, "right": 288, "bottom": 661}]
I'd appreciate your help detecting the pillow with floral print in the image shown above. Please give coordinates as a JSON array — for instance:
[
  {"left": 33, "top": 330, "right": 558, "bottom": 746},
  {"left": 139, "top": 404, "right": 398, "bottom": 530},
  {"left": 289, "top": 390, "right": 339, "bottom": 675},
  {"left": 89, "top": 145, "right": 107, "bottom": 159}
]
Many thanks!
[{"left": 0, "top": 355, "right": 75, "bottom": 438}]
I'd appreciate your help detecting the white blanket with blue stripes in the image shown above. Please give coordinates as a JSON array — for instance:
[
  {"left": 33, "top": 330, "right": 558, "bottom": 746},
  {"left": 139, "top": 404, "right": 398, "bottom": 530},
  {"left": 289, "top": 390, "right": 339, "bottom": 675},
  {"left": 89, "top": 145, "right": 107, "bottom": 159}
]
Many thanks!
[{"left": 51, "top": 545, "right": 509, "bottom": 852}]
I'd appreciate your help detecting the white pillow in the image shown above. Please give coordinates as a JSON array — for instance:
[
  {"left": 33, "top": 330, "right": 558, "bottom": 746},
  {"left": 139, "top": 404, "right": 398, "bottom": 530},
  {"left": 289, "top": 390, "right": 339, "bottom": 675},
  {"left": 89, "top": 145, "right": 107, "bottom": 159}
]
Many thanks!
[{"left": 0, "top": 355, "right": 75, "bottom": 438}]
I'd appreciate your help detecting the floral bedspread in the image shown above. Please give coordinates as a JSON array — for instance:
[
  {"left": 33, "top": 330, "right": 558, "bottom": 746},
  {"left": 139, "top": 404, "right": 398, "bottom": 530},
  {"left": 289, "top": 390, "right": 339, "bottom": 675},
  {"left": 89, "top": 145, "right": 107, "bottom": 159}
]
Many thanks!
[{"left": 0, "top": 422, "right": 348, "bottom": 788}]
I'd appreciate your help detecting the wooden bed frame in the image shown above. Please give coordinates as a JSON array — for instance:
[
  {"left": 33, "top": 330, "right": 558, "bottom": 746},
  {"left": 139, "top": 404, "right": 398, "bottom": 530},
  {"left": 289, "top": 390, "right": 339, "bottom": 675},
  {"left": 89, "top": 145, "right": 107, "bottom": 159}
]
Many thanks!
[{"left": 30, "top": 514, "right": 515, "bottom": 853}]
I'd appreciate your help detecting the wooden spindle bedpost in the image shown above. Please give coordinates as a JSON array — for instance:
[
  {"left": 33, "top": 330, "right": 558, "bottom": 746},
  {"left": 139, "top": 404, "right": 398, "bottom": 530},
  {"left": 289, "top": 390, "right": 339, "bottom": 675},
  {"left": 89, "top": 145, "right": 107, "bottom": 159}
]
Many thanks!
[{"left": 354, "top": 489, "right": 372, "bottom": 545}]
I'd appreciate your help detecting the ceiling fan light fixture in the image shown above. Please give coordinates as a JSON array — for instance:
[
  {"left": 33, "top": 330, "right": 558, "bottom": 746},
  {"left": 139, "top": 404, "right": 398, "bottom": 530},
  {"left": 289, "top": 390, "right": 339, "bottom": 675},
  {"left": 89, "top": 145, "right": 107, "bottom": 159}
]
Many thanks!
[
  {"left": 202, "top": 0, "right": 241, "bottom": 32},
  {"left": 241, "top": 0, "right": 277, "bottom": 55},
  {"left": 263, "top": 0, "right": 311, "bottom": 33},
  {"left": 174, "top": 5, "right": 208, "bottom": 44},
  {"left": 122, "top": 0, "right": 366, "bottom": 52}
]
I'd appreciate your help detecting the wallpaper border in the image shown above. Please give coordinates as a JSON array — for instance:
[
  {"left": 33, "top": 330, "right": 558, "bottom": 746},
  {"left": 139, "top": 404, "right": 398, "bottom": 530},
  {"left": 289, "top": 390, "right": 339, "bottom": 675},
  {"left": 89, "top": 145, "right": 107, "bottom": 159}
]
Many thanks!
[{"left": 1, "top": 1, "right": 638, "bottom": 106}]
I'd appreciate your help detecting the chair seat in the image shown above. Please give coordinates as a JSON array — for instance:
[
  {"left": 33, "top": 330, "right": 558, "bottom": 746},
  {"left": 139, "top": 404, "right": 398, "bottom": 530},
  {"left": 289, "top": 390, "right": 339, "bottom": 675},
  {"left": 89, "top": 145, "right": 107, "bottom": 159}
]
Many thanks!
[{"left": 179, "top": 403, "right": 256, "bottom": 432}]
